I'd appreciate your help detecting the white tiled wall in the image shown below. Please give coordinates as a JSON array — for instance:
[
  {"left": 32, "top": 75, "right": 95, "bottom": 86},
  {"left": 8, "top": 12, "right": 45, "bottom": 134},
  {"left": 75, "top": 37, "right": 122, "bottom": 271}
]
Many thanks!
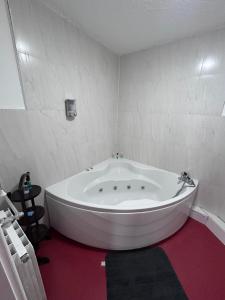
[
  {"left": 118, "top": 30, "right": 225, "bottom": 220},
  {"left": 1, "top": 0, "right": 225, "bottom": 221},
  {"left": 0, "top": 0, "right": 119, "bottom": 204}
]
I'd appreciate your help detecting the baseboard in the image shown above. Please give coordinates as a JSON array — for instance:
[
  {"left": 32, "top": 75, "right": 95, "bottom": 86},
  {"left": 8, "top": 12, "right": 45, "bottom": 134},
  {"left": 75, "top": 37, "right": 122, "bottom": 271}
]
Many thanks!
[
  {"left": 190, "top": 206, "right": 209, "bottom": 224},
  {"left": 191, "top": 206, "right": 225, "bottom": 245}
]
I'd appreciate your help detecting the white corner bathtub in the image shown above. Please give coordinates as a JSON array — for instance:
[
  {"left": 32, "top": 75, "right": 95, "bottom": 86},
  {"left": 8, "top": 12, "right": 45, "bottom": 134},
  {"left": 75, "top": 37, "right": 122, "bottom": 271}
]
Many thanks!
[{"left": 45, "top": 158, "right": 198, "bottom": 250}]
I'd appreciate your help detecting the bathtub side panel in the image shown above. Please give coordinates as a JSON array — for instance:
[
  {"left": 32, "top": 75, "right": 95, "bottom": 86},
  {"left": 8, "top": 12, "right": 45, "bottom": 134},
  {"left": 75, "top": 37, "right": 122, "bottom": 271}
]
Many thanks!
[{"left": 46, "top": 192, "right": 195, "bottom": 250}]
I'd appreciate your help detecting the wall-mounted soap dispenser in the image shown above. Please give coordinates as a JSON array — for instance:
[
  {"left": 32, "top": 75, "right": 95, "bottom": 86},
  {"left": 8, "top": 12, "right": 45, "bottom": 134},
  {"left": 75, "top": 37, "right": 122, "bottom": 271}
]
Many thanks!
[{"left": 65, "top": 99, "right": 77, "bottom": 121}]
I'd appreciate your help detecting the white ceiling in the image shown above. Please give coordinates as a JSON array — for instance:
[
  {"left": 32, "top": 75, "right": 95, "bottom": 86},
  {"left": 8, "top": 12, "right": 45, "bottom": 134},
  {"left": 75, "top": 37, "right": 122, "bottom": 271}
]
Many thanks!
[{"left": 44, "top": 0, "right": 225, "bottom": 55}]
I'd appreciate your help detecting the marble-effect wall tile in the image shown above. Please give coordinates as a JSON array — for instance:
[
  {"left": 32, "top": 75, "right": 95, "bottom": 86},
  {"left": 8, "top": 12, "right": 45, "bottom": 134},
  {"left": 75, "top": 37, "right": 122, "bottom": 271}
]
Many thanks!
[
  {"left": 119, "top": 29, "right": 225, "bottom": 221},
  {"left": 0, "top": 0, "right": 119, "bottom": 207},
  {"left": 1, "top": 0, "right": 225, "bottom": 223}
]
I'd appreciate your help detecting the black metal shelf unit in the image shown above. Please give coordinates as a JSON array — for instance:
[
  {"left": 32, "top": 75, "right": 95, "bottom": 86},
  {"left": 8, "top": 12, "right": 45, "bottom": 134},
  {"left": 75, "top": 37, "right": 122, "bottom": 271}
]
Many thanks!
[{"left": 11, "top": 185, "right": 50, "bottom": 247}]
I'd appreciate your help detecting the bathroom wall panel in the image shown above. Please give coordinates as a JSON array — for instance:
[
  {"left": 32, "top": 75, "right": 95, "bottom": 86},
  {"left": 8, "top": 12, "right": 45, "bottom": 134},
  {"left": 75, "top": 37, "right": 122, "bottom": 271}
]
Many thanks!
[
  {"left": 0, "top": 0, "right": 119, "bottom": 206},
  {"left": 119, "top": 29, "right": 225, "bottom": 220},
  {"left": 0, "top": 0, "right": 25, "bottom": 109},
  {"left": 1, "top": 0, "right": 225, "bottom": 222}
]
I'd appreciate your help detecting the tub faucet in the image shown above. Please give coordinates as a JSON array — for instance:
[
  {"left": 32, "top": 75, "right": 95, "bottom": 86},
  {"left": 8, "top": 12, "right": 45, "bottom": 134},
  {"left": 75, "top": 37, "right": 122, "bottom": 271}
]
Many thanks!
[
  {"left": 173, "top": 172, "right": 196, "bottom": 198},
  {"left": 112, "top": 152, "right": 124, "bottom": 159},
  {"left": 178, "top": 172, "right": 195, "bottom": 187}
]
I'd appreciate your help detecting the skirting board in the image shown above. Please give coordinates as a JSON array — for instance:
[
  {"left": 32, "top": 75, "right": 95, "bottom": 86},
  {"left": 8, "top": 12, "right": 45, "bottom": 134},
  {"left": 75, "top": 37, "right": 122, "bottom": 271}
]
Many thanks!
[{"left": 191, "top": 206, "right": 225, "bottom": 245}]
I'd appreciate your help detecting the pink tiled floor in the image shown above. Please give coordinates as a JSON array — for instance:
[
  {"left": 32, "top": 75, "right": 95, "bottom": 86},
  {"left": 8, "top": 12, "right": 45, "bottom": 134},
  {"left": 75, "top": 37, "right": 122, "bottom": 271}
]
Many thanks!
[{"left": 38, "top": 218, "right": 225, "bottom": 300}]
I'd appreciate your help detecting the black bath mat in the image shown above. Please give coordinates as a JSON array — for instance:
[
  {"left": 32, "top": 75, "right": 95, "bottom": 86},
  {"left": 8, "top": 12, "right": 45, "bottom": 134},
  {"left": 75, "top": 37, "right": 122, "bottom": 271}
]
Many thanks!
[{"left": 105, "top": 247, "right": 188, "bottom": 300}]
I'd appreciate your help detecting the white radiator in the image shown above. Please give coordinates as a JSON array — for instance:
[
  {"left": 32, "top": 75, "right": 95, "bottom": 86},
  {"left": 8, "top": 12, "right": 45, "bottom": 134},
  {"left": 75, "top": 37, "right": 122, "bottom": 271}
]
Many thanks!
[{"left": 0, "top": 208, "right": 47, "bottom": 300}]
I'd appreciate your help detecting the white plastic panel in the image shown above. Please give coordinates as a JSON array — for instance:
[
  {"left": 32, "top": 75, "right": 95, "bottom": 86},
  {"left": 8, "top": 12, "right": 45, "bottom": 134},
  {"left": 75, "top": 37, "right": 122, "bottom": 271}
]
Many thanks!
[{"left": 0, "top": 0, "right": 25, "bottom": 109}]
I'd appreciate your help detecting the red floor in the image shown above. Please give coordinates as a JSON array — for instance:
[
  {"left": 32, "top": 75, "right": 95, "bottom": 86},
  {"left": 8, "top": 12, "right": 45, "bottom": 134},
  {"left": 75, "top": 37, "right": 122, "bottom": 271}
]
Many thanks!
[{"left": 37, "top": 218, "right": 225, "bottom": 300}]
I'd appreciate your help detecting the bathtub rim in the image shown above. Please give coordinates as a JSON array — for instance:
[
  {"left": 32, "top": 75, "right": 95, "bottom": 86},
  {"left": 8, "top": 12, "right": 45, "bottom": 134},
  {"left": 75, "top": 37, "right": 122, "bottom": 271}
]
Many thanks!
[
  {"left": 46, "top": 188, "right": 197, "bottom": 214},
  {"left": 45, "top": 158, "right": 198, "bottom": 213}
]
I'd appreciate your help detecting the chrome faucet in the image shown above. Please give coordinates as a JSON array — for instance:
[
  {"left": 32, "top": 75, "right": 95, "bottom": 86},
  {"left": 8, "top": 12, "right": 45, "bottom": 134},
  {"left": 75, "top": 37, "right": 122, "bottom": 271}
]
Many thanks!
[
  {"left": 178, "top": 172, "right": 195, "bottom": 187},
  {"left": 173, "top": 171, "right": 195, "bottom": 198},
  {"left": 112, "top": 152, "right": 124, "bottom": 159}
]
